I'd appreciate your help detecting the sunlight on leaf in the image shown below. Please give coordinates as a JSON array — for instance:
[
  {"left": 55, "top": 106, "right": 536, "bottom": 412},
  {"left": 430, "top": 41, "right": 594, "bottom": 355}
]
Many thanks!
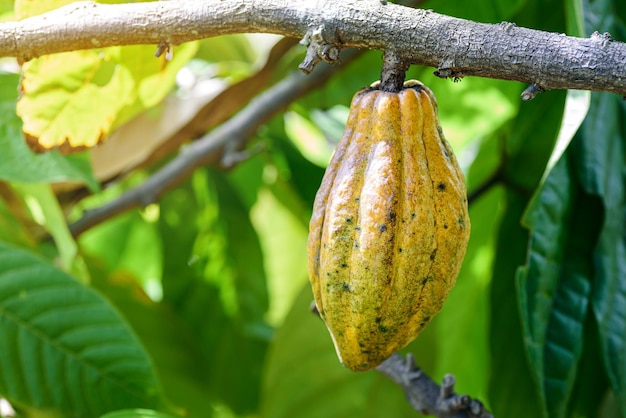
[
  {"left": 16, "top": 41, "right": 197, "bottom": 153},
  {"left": 17, "top": 50, "right": 134, "bottom": 152},
  {"left": 284, "top": 110, "right": 335, "bottom": 168}
]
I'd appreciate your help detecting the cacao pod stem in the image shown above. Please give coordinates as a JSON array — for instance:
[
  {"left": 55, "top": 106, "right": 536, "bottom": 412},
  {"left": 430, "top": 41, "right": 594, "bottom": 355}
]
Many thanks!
[{"left": 380, "top": 50, "right": 410, "bottom": 92}]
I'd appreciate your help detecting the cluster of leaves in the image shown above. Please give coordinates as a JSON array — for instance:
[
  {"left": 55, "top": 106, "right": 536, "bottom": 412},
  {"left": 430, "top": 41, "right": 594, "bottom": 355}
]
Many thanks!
[{"left": 0, "top": 0, "right": 625, "bottom": 418}]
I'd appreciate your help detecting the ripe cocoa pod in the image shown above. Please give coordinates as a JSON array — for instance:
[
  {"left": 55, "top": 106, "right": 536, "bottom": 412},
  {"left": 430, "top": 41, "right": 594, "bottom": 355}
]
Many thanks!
[{"left": 308, "top": 80, "right": 470, "bottom": 372}]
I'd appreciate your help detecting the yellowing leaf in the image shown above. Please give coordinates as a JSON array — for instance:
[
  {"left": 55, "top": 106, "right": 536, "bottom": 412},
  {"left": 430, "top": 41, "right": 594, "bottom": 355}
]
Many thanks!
[
  {"left": 17, "top": 50, "right": 134, "bottom": 153},
  {"left": 16, "top": 42, "right": 197, "bottom": 154}
]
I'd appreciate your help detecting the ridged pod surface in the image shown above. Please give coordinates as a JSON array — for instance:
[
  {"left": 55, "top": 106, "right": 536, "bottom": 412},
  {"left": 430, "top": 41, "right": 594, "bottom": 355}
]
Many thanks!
[{"left": 308, "top": 80, "right": 470, "bottom": 372}]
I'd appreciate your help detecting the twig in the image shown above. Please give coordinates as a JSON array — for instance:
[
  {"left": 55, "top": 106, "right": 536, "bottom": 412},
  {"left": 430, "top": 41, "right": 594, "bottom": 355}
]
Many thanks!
[
  {"left": 467, "top": 171, "right": 502, "bottom": 206},
  {"left": 1, "top": 1, "right": 625, "bottom": 95},
  {"left": 376, "top": 353, "right": 493, "bottom": 418},
  {"left": 68, "top": 49, "right": 362, "bottom": 237}
]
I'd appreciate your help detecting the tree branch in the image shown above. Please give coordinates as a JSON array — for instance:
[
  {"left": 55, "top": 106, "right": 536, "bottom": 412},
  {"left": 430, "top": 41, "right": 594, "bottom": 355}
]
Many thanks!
[
  {"left": 376, "top": 354, "right": 493, "bottom": 418},
  {"left": 1, "top": 0, "right": 625, "bottom": 95},
  {"left": 68, "top": 49, "right": 362, "bottom": 237}
]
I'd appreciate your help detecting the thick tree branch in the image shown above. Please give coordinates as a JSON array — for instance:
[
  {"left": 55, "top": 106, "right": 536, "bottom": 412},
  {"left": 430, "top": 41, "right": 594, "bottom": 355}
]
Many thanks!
[{"left": 1, "top": 0, "right": 625, "bottom": 95}]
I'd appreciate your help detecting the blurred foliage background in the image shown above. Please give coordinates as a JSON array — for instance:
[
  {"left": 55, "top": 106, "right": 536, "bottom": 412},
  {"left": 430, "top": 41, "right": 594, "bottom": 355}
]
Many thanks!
[{"left": 0, "top": 0, "right": 624, "bottom": 417}]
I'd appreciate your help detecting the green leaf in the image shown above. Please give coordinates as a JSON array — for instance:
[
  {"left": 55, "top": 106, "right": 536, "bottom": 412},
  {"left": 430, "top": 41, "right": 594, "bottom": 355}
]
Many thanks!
[
  {"left": 518, "top": 150, "right": 601, "bottom": 418},
  {"left": 79, "top": 210, "right": 162, "bottom": 298},
  {"left": 504, "top": 90, "right": 567, "bottom": 192},
  {"left": 569, "top": 6, "right": 626, "bottom": 408},
  {"left": 573, "top": 90, "right": 626, "bottom": 416},
  {"left": 0, "top": 242, "right": 162, "bottom": 416},
  {"left": 159, "top": 169, "right": 271, "bottom": 415},
  {"left": 100, "top": 409, "right": 178, "bottom": 418},
  {"left": 261, "top": 285, "right": 419, "bottom": 418},
  {"left": 88, "top": 263, "right": 216, "bottom": 418},
  {"left": 284, "top": 109, "right": 337, "bottom": 168},
  {"left": 568, "top": 311, "right": 610, "bottom": 417},
  {"left": 489, "top": 191, "right": 543, "bottom": 418}
]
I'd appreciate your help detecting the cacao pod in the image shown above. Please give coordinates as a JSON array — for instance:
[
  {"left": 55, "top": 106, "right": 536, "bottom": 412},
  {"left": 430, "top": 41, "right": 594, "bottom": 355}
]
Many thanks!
[{"left": 308, "top": 80, "right": 470, "bottom": 372}]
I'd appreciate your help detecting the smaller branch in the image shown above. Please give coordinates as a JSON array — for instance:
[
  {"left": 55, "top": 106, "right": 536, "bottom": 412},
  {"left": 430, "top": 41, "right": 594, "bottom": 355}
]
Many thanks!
[
  {"left": 298, "top": 25, "right": 342, "bottom": 74},
  {"left": 520, "top": 83, "right": 544, "bottom": 101},
  {"left": 467, "top": 171, "right": 502, "bottom": 206},
  {"left": 69, "top": 49, "right": 361, "bottom": 237},
  {"left": 376, "top": 353, "right": 493, "bottom": 418},
  {"left": 379, "top": 50, "right": 410, "bottom": 92}
]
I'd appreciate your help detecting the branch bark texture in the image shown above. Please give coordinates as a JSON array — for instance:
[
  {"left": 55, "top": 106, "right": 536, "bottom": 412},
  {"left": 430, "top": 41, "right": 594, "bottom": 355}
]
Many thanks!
[
  {"left": 1, "top": 0, "right": 625, "bottom": 94},
  {"left": 376, "top": 354, "right": 493, "bottom": 418}
]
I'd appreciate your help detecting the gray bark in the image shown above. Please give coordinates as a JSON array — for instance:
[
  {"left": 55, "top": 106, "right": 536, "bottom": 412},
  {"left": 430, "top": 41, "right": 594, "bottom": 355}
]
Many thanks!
[{"left": 0, "top": 0, "right": 625, "bottom": 94}]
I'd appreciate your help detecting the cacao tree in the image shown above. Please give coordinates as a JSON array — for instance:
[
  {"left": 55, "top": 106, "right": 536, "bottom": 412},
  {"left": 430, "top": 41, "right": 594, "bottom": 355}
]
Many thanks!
[{"left": 0, "top": 1, "right": 623, "bottom": 418}]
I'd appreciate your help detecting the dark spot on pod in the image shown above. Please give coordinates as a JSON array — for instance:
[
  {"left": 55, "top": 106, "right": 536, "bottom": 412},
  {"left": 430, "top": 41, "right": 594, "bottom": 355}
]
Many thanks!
[
  {"left": 379, "top": 325, "right": 388, "bottom": 333},
  {"left": 342, "top": 282, "right": 350, "bottom": 291},
  {"left": 359, "top": 342, "right": 365, "bottom": 348},
  {"left": 419, "top": 316, "right": 431, "bottom": 328},
  {"left": 443, "top": 224, "right": 449, "bottom": 229},
  {"left": 346, "top": 217, "right": 353, "bottom": 223},
  {"left": 437, "top": 182, "right": 446, "bottom": 191},
  {"left": 323, "top": 243, "right": 327, "bottom": 248},
  {"left": 411, "top": 213, "right": 416, "bottom": 219},
  {"left": 430, "top": 249, "right": 437, "bottom": 261},
  {"left": 340, "top": 262, "right": 348, "bottom": 268},
  {"left": 421, "top": 276, "right": 432, "bottom": 286},
  {"left": 355, "top": 227, "right": 361, "bottom": 231},
  {"left": 458, "top": 217, "right": 466, "bottom": 227},
  {"left": 380, "top": 224, "right": 387, "bottom": 232},
  {"left": 398, "top": 248, "right": 403, "bottom": 253},
  {"left": 375, "top": 317, "right": 382, "bottom": 323},
  {"left": 389, "top": 211, "right": 396, "bottom": 221}
]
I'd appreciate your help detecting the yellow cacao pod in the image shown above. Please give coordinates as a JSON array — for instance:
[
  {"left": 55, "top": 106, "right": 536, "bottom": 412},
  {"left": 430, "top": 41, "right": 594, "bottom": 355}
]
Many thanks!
[{"left": 308, "top": 80, "right": 470, "bottom": 372}]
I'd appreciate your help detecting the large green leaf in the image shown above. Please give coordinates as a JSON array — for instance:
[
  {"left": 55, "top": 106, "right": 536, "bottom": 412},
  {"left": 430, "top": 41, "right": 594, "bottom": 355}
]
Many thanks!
[
  {"left": 488, "top": 191, "right": 543, "bottom": 418},
  {"left": 79, "top": 210, "right": 162, "bottom": 296},
  {"left": 572, "top": 2, "right": 626, "bottom": 413},
  {"left": 0, "top": 242, "right": 162, "bottom": 417},
  {"left": 488, "top": 89, "right": 566, "bottom": 417},
  {"left": 517, "top": 150, "right": 601, "bottom": 418},
  {"left": 575, "top": 91, "right": 626, "bottom": 417},
  {"left": 261, "top": 285, "right": 420, "bottom": 418},
  {"left": 159, "top": 169, "right": 271, "bottom": 415},
  {"left": 88, "top": 263, "right": 217, "bottom": 418}
]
